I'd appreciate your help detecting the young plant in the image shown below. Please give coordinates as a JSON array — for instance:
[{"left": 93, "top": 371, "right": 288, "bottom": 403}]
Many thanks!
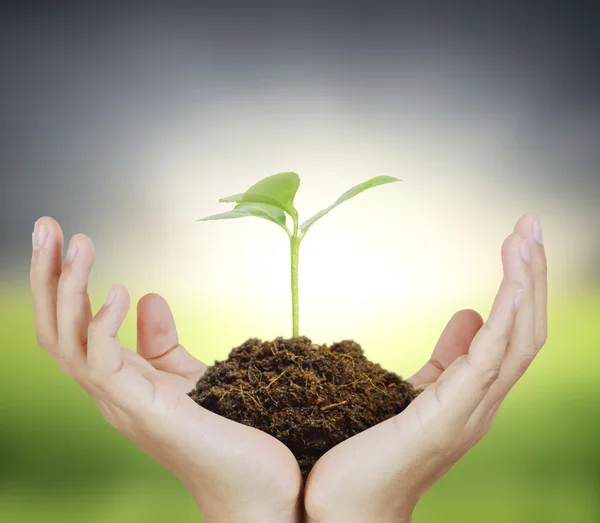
[{"left": 198, "top": 172, "right": 402, "bottom": 337}]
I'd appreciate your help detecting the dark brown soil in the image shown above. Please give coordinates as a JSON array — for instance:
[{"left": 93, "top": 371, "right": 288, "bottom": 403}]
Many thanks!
[{"left": 188, "top": 336, "right": 419, "bottom": 479}]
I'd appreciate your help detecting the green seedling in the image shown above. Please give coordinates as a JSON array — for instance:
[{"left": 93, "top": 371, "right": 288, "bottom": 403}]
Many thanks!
[{"left": 198, "top": 172, "right": 402, "bottom": 337}]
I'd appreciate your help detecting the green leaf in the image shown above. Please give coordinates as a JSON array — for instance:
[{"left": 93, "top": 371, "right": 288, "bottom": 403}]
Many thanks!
[
  {"left": 219, "top": 193, "right": 245, "bottom": 203},
  {"left": 197, "top": 202, "right": 288, "bottom": 230},
  {"left": 300, "top": 176, "right": 402, "bottom": 232},
  {"left": 220, "top": 172, "right": 300, "bottom": 217}
]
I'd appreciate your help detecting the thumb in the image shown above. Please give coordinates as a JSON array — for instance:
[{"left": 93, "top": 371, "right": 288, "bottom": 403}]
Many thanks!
[
  {"left": 137, "top": 293, "right": 207, "bottom": 382},
  {"left": 408, "top": 309, "right": 483, "bottom": 389}
]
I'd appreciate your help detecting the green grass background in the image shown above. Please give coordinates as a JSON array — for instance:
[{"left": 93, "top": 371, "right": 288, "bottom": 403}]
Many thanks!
[{"left": 1, "top": 283, "right": 599, "bottom": 523}]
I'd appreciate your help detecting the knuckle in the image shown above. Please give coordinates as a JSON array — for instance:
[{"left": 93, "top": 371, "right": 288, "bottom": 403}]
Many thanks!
[
  {"left": 535, "top": 328, "right": 548, "bottom": 350},
  {"left": 56, "top": 347, "right": 80, "bottom": 374},
  {"left": 471, "top": 419, "right": 493, "bottom": 441},
  {"left": 57, "top": 346, "right": 70, "bottom": 362},
  {"left": 501, "top": 234, "right": 516, "bottom": 256},
  {"left": 536, "top": 253, "right": 548, "bottom": 277},
  {"left": 30, "top": 255, "right": 47, "bottom": 278},
  {"left": 454, "top": 354, "right": 468, "bottom": 365},
  {"left": 501, "top": 233, "right": 522, "bottom": 259},
  {"left": 481, "top": 321, "right": 495, "bottom": 337},
  {"left": 35, "top": 330, "right": 55, "bottom": 349},
  {"left": 515, "top": 352, "right": 535, "bottom": 373},
  {"left": 482, "top": 321, "right": 510, "bottom": 346},
  {"left": 479, "top": 366, "right": 501, "bottom": 388},
  {"left": 58, "top": 273, "right": 84, "bottom": 294},
  {"left": 467, "top": 356, "right": 501, "bottom": 388}
]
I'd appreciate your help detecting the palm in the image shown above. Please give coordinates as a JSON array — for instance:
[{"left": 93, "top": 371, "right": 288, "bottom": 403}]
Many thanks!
[
  {"left": 101, "top": 296, "right": 303, "bottom": 517},
  {"left": 304, "top": 310, "right": 483, "bottom": 521},
  {"left": 120, "top": 343, "right": 298, "bottom": 468}
]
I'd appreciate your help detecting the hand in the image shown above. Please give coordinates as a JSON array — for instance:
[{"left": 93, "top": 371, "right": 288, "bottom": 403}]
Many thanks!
[
  {"left": 303, "top": 213, "right": 548, "bottom": 523},
  {"left": 30, "top": 217, "right": 303, "bottom": 523}
]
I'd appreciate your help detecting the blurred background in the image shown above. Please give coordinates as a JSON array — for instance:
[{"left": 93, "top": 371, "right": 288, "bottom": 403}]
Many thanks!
[{"left": 1, "top": 1, "right": 599, "bottom": 522}]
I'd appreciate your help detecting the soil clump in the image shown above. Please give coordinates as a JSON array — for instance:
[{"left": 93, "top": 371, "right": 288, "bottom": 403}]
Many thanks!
[{"left": 188, "top": 336, "right": 419, "bottom": 478}]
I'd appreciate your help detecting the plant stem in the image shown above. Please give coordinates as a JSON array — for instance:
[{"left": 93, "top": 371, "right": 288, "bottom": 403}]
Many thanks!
[{"left": 290, "top": 217, "right": 300, "bottom": 337}]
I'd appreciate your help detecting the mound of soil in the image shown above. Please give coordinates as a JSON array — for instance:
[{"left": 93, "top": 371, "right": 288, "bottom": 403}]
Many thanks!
[{"left": 188, "top": 336, "right": 419, "bottom": 478}]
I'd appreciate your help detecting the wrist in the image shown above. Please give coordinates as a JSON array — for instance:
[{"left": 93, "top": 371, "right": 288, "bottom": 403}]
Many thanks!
[
  {"left": 305, "top": 504, "right": 415, "bottom": 523},
  {"left": 192, "top": 491, "right": 302, "bottom": 523},
  {"left": 200, "top": 511, "right": 300, "bottom": 523}
]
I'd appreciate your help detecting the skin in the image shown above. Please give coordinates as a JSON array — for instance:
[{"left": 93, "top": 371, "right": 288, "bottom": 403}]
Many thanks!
[
  {"left": 30, "top": 213, "right": 546, "bottom": 523},
  {"left": 30, "top": 217, "right": 303, "bottom": 523},
  {"left": 303, "top": 213, "right": 547, "bottom": 523}
]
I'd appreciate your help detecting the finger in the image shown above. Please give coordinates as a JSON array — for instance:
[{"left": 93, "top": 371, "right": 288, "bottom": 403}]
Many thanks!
[
  {"left": 30, "top": 217, "right": 64, "bottom": 353},
  {"left": 137, "top": 293, "right": 207, "bottom": 383},
  {"left": 407, "top": 309, "right": 483, "bottom": 389},
  {"left": 87, "top": 285, "right": 129, "bottom": 375},
  {"left": 531, "top": 217, "right": 548, "bottom": 349},
  {"left": 56, "top": 234, "right": 95, "bottom": 366},
  {"left": 474, "top": 214, "right": 543, "bottom": 411},
  {"left": 433, "top": 233, "right": 523, "bottom": 421},
  {"left": 514, "top": 213, "right": 546, "bottom": 347}
]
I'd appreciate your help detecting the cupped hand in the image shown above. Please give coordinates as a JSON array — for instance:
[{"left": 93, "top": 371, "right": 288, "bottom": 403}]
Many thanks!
[
  {"left": 30, "top": 217, "right": 303, "bottom": 523},
  {"left": 304, "top": 213, "right": 548, "bottom": 523}
]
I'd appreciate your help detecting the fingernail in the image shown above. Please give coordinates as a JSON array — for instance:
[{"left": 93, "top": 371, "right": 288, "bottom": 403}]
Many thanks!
[
  {"left": 519, "top": 240, "right": 530, "bottom": 263},
  {"left": 104, "top": 287, "right": 116, "bottom": 307},
  {"left": 533, "top": 218, "right": 543, "bottom": 244},
  {"left": 32, "top": 222, "right": 48, "bottom": 250},
  {"left": 65, "top": 241, "right": 79, "bottom": 264},
  {"left": 514, "top": 288, "right": 524, "bottom": 309}
]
